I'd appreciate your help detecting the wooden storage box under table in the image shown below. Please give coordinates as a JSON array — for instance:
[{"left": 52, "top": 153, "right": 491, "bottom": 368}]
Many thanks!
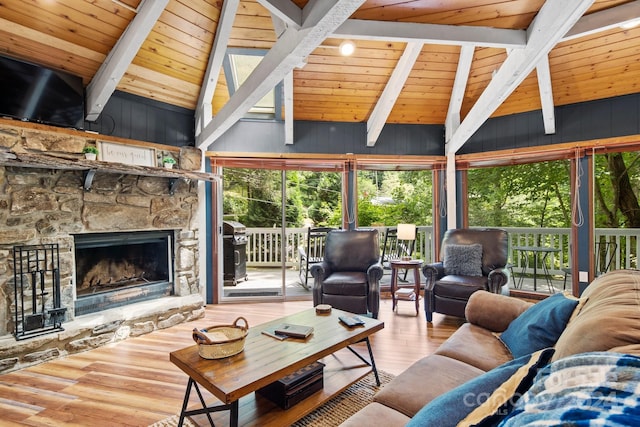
[{"left": 257, "top": 361, "right": 325, "bottom": 409}]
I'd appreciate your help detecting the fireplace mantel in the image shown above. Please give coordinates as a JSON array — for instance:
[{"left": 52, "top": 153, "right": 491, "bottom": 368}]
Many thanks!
[
  {"left": 0, "top": 149, "right": 216, "bottom": 193},
  {"left": 0, "top": 118, "right": 217, "bottom": 190},
  {"left": 0, "top": 148, "right": 214, "bottom": 180}
]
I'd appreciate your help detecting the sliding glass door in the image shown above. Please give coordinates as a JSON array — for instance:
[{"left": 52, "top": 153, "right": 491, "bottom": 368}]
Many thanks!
[{"left": 219, "top": 166, "right": 342, "bottom": 302}]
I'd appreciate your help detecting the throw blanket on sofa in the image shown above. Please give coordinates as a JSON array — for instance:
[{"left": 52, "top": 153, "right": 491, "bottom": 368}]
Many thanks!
[{"left": 498, "top": 352, "right": 640, "bottom": 426}]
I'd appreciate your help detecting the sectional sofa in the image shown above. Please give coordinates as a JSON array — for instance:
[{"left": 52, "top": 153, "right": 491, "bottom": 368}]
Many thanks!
[{"left": 340, "top": 269, "right": 640, "bottom": 426}]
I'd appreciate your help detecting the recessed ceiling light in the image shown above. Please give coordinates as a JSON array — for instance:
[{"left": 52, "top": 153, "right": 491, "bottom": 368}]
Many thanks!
[{"left": 339, "top": 40, "right": 355, "bottom": 56}]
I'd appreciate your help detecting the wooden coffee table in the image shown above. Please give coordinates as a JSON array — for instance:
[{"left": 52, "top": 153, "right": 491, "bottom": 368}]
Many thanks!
[{"left": 170, "top": 308, "right": 384, "bottom": 427}]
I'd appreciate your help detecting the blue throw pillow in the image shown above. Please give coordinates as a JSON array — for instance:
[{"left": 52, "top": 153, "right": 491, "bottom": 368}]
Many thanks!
[
  {"left": 406, "top": 348, "right": 554, "bottom": 427},
  {"left": 499, "top": 292, "right": 579, "bottom": 359}
]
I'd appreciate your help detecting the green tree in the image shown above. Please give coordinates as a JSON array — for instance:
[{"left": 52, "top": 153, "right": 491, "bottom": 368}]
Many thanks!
[
  {"left": 357, "top": 170, "right": 433, "bottom": 226},
  {"left": 594, "top": 152, "right": 640, "bottom": 228},
  {"left": 468, "top": 161, "right": 570, "bottom": 228}
]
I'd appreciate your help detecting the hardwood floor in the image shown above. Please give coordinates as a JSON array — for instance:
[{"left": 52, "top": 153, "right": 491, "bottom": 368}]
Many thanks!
[{"left": 0, "top": 298, "right": 464, "bottom": 426}]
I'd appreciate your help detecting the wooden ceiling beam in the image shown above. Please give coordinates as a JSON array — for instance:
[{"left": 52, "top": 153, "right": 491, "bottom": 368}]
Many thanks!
[
  {"left": 284, "top": 71, "right": 294, "bottom": 145},
  {"left": 197, "top": 0, "right": 366, "bottom": 149},
  {"left": 85, "top": 0, "right": 169, "bottom": 121},
  {"left": 335, "top": 19, "right": 527, "bottom": 49},
  {"left": 195, "top": 0, "right": 239, "bottom": 136},
  {"left": 446, "top": 0, "right": 595, "bottom": 154},
  {"left": 445, "top": 46, "right": 475, "bottom": 142},
  {"left": 367, "top": 42, "right": 423, "bottom": 146},
  {"left": 563, "top": 0, "right": 640, "bottom": 42},
  {"left": 256, "top": 0, "right": 303, "bottom": 30},
  {"left": 536, "top": 55, "right": 556, "bottom": 134}
]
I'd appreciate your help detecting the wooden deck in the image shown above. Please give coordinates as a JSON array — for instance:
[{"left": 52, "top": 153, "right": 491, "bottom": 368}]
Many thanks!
[{"left": 223, "top": 266, "right": 564, "bottom": 302}]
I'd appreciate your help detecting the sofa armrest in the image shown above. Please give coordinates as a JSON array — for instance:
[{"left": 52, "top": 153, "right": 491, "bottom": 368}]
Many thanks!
[
  {"left": 309, "top": 261, "right": 328, "bottom": 280},
  {"left": 367, "top": 262, "right": 383, "bottom": 318},
  {"left": 464, "top": 290, "right": 533, "bottom": 332},
  {"left": 367, "top": 261, "right": 384, "bottom": 282},
  {"left": 421, "top": 262, "right": 444, "bottom": 290},
  {"left": 486, "top": 267, "right": 510, "bottom": 293},
  {"left": 310, "top": 262, "right": 331, "bottom": 306}
]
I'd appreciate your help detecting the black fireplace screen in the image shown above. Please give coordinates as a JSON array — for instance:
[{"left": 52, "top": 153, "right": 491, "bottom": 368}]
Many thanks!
[{"left": 13, "top": 244, "right": 66, "bottom": 340}]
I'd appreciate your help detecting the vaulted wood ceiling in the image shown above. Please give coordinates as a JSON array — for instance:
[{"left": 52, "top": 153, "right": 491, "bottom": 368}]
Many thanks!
[{"left": 1, "top": 0, "right": 639, "bottom": 152}]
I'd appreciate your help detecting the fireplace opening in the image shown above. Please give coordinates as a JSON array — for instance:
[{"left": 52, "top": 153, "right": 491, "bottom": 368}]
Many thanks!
[{"left": 73, "top": 230, "right": 174, "bottom": 315}]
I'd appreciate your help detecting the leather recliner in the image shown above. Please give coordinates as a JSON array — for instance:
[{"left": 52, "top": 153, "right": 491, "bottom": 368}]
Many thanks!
[
  {"left": 310, "top": 229, "right": 383, "bottom": 318},
  {"left": 421, "top": 228, "right": 509, "bottom": 322}
]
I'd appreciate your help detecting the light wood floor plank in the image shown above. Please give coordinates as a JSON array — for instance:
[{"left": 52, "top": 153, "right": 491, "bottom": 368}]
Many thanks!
[{"left": 0, "top": 300, "right": 464, "bottom": 426}]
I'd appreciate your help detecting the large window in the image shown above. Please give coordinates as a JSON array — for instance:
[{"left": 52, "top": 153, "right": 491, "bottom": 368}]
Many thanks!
[
  {"left": 357, "top": 170, "right": 433, "bottom": 228},
  {"left": 467, "top": 161, "right": 571, "bottom": 228},
  {"left": 467, "top": 160, "right": 571, "bottom": 295},
  {"left": 214, "top": 156, "right": 438, "bottom": 302}
]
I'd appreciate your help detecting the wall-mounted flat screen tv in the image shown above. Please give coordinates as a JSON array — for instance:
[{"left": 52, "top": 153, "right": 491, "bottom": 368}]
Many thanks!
[{"left": 0, "top": 55, "right": 84, "bottom": 129}]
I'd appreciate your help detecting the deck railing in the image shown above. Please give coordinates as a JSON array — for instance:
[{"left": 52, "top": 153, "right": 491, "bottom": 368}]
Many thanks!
[{"left": 243, "top": 226, "right": 639, "bottom": 275}]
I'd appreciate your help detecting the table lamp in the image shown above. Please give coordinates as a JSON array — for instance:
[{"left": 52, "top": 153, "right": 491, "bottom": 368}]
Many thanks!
[{"left": 397, "top": 223, "right": 416, "bottom": 261}]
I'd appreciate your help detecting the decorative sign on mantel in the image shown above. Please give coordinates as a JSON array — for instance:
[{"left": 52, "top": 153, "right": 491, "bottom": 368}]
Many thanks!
[{"left": 98, "top": 141, "right": 156, "bottom": 167}]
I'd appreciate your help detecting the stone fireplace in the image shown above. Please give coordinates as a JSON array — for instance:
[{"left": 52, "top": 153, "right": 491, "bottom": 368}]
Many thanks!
[{"left": 0, "top": 123, "right": 208, "bottom": 373}]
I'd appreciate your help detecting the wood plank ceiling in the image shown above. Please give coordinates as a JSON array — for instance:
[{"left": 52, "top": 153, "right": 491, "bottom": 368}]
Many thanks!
[{"left": 0, "top": 0, "right": 639, "bottom": 152}]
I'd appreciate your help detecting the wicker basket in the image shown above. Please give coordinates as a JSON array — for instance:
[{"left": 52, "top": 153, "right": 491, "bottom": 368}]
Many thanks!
[{"left": 192, "top": 317, "right": 249, "bottom": 359}]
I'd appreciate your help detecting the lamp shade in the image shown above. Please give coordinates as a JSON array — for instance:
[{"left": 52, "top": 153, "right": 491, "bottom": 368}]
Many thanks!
[{"left": 397, "top": 224, "right": 416, "bottom": 241}]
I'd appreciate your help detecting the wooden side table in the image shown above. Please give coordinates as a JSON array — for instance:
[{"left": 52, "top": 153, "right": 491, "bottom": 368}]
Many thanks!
[{"left": 390, "top": 259, "right": 423, "bottom": 315}]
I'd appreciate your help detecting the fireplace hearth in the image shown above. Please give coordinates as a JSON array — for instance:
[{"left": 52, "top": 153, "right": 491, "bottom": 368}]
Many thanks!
[{"left": 73, "top": 230, "right": 175, "bottom": 315}]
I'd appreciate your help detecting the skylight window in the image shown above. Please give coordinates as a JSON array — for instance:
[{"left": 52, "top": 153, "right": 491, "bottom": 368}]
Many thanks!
[{"left": 225, "top": 50, "right": 281, "bottom": 119}]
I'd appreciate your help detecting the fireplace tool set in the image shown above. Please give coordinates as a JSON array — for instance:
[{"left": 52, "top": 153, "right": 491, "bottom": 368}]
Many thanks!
[{"left": 13, "top": 244, "right": 66, "bottom": 340}]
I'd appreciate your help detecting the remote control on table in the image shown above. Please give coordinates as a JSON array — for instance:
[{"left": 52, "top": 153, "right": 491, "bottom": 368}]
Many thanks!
[{"left": 339, "top": 315, "right": 365, "bottom": 327}]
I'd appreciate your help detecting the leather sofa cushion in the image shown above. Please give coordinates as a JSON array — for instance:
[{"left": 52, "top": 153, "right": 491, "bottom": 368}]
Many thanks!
[
  {"left": 553, "top": 269, "right": 640, "bottom": 361},
  {"left": 324, "top": 229, "right": 380, "bottom": 272},
  {"left": 435, "top": 324, "right": 513, "bottom": 372},
  {"left": 465, "top": 291, "right": 533, "bottom": 332},
  {"left": 339, "top": 402, "right": 411, "bottom": 427},
  {"left": 322, "top": 272, "right": 367, "bottom": 295},
  {"left": 374, "top": 354, "right": 485, "bottom": 417},
  {"left": 322, "top": 294, "right": 366, "bottom": 315},
  {"left": 435, "top": 276, "right": 486, "bottom": 299}
]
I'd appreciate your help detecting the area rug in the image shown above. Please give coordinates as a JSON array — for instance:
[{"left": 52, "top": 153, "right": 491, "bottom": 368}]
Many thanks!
[{"left": 149, "top": 370, "right": 394, "bottom": 427}]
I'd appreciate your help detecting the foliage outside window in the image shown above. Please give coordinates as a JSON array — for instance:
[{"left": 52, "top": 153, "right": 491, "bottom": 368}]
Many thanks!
[
  {"left": 594, "top": 152, "right": 640, "bottom": 228},
  {"left": 467, "top": 153, "right": 640, "bottom": 230},
  {"left": 467, "top": 161, "right": 570, "bottom": 228},
  {"left": 357, "top": 170, "right": 432, "bottom": 227},
  {"left": 223, "top": 168, "right": 342, "bottom": 228}
]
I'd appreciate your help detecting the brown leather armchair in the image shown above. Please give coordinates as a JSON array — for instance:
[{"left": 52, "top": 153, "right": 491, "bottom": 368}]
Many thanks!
[
  {"left": 310, "top": 229, "right": 383, "bottom": 318},
  {"left": 422, "top": 228, "right": 509, "bottom": 322}
]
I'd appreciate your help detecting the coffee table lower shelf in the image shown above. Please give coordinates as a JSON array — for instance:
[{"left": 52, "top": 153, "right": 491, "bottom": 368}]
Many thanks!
[{"left": 184, "top": 347, "right": 374, "bottom": 427}]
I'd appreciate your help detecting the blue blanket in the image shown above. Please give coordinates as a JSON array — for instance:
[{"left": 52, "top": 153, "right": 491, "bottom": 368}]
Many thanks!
[{"left": 498, "top": 352, "right": 640, "bottom": 426}]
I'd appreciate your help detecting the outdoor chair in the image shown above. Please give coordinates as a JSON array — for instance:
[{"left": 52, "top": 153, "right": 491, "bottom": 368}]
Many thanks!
[
  {"left": 562, "top": 240, "right": 617, "bottom": 289},
  {"left": 311, "top": 229, "right": 383, "bottom": 318},
  {"left": 380, "top": 226, "right": 415, "bottom": 281},
  {"left": 422, "top": 228, "right": 510, "bottom": 322},
  {"left": 298, "top": 226, "right": 336, "bottom": 289}
]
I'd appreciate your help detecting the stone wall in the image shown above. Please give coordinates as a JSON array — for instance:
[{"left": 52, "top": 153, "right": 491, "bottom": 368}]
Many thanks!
[{"left": 0, "top": 122, "right": 206, "bottom": 373}]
